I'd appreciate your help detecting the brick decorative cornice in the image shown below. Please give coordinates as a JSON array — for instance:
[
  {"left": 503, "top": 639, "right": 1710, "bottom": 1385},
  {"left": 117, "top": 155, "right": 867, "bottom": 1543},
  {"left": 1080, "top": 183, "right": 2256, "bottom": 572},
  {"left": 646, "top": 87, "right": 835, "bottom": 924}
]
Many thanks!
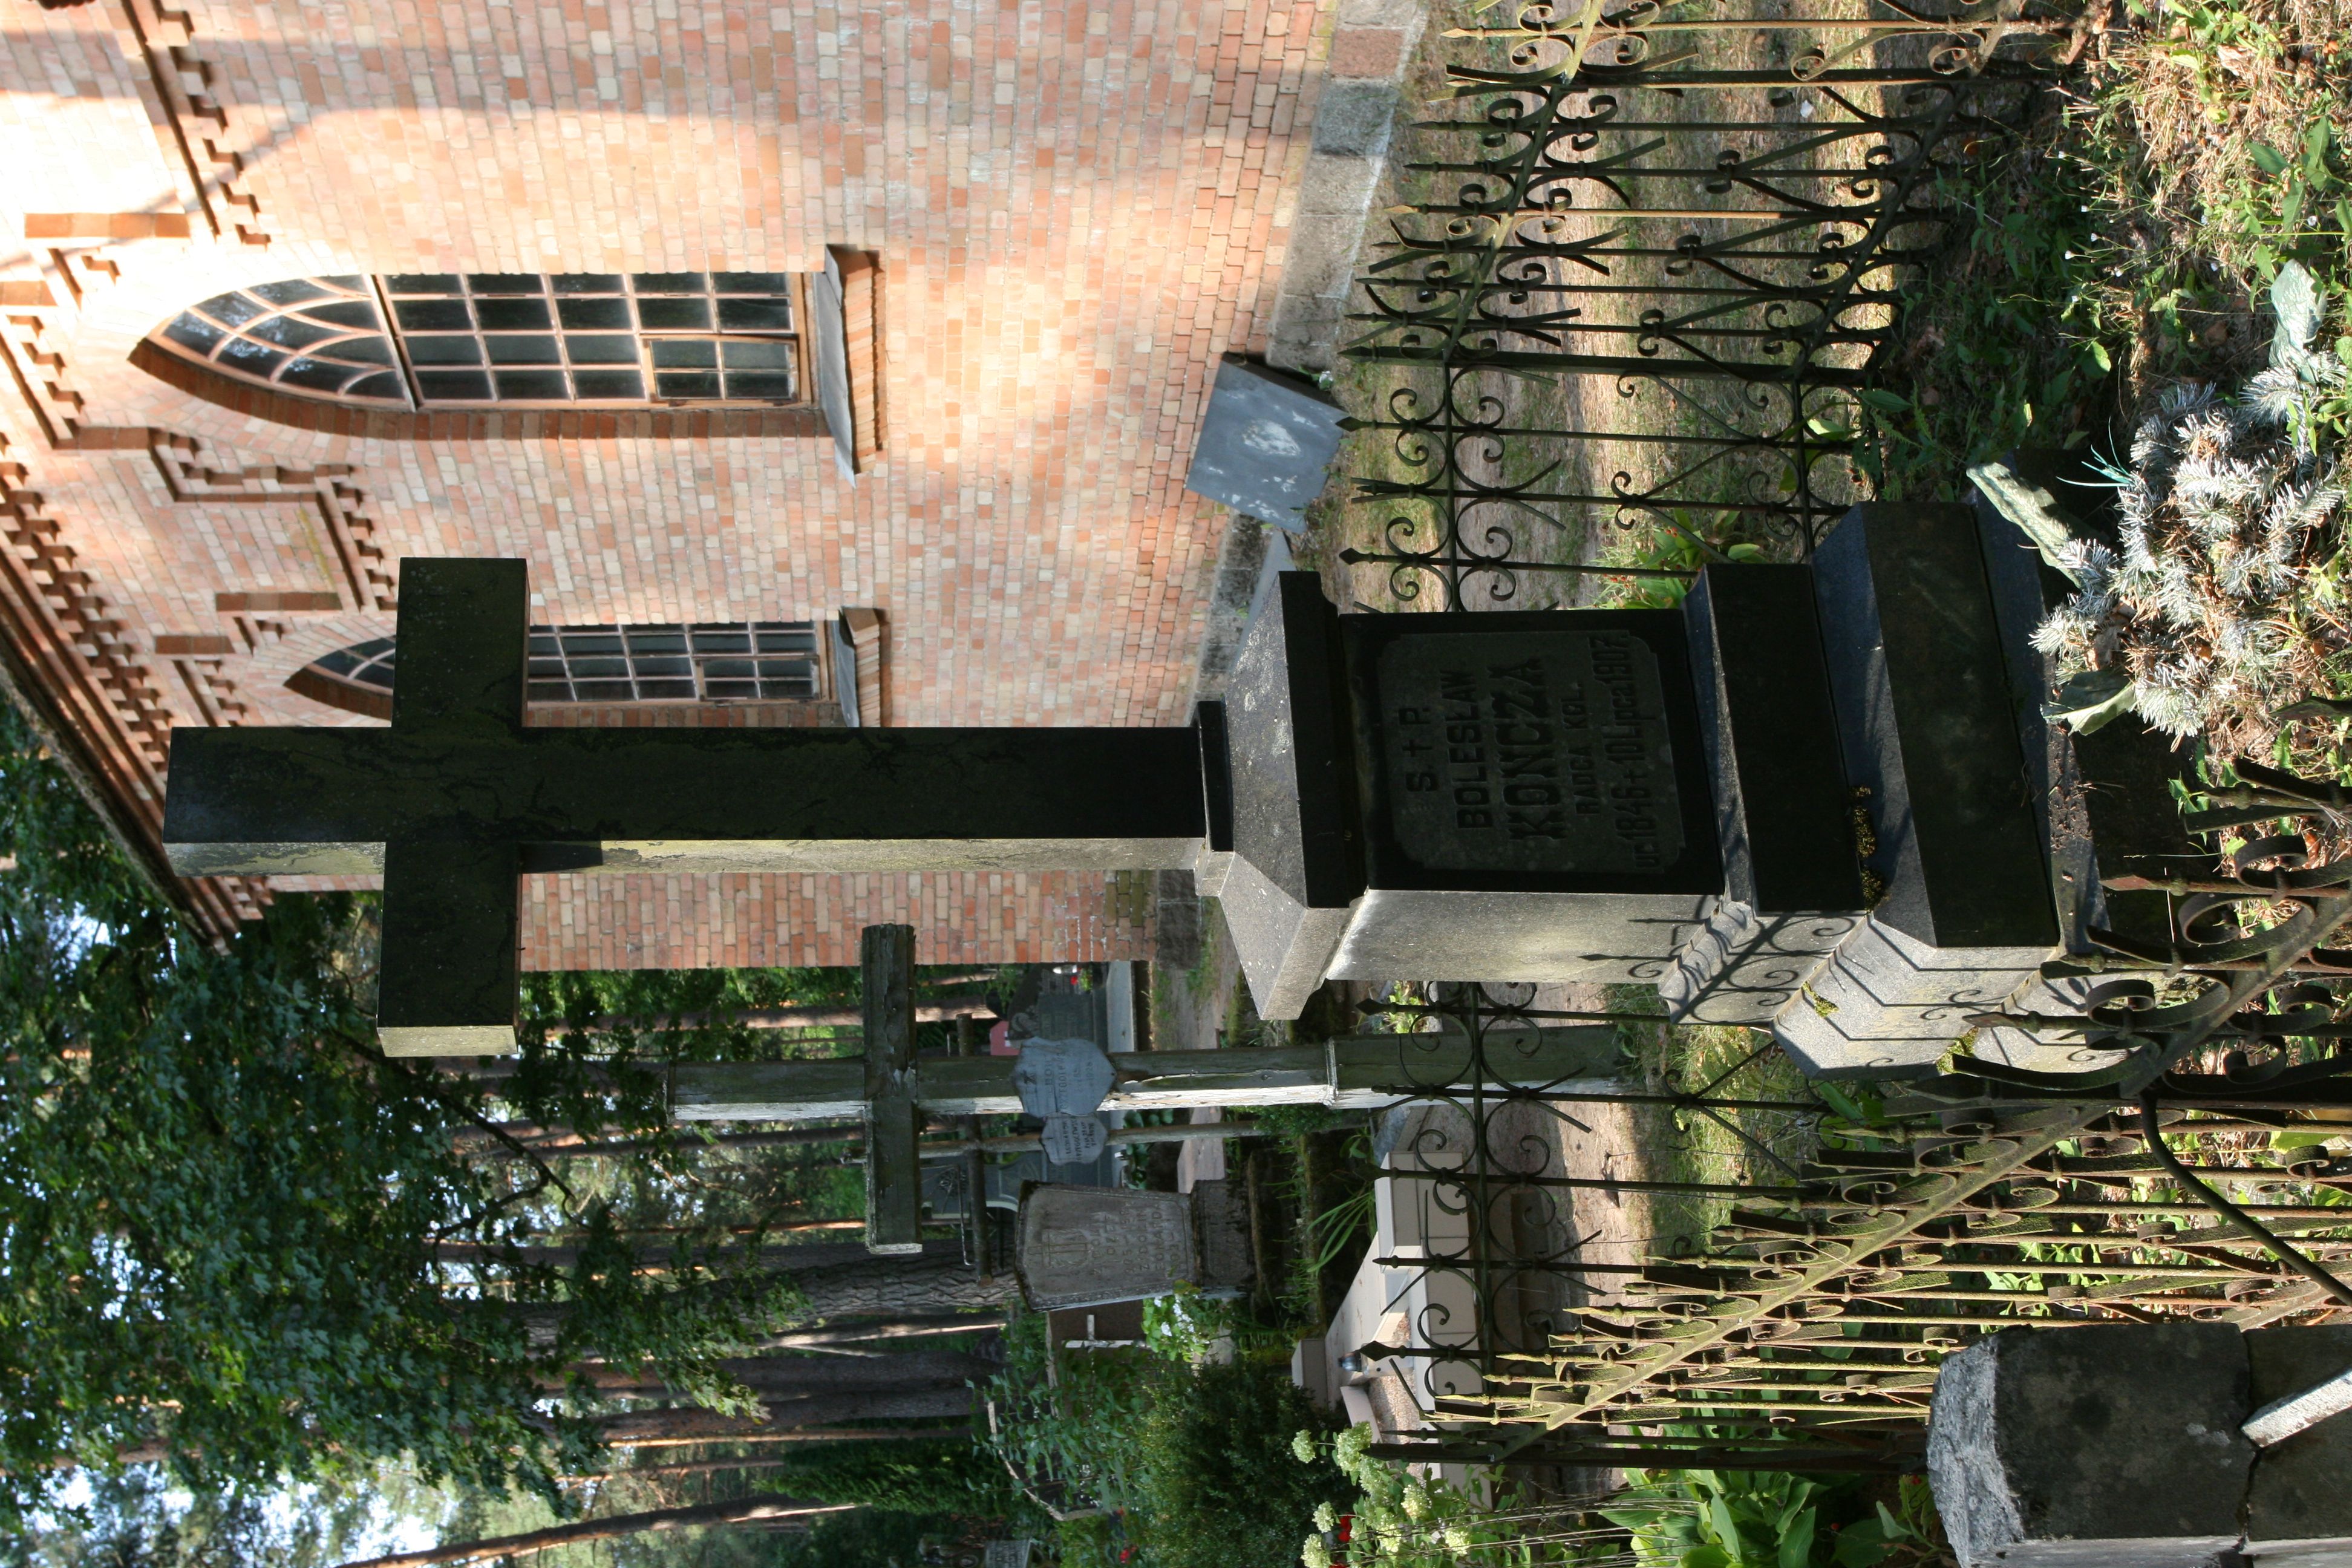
[{"left": 0, "top": 439, "right": 263, "bottom": 935}]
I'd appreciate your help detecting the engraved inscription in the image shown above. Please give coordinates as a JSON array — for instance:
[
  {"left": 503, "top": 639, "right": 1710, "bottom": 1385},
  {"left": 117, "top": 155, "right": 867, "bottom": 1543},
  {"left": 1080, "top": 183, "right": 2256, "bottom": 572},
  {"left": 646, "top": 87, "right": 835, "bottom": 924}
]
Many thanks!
[{"left": 1378, "top": 630, "right": 1683, "bottom": 874}]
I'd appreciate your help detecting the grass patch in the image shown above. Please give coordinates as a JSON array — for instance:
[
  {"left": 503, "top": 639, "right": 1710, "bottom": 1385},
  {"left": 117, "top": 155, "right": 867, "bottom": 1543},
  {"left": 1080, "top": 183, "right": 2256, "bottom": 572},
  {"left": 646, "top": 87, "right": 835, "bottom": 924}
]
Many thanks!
[{"left": 1867, "top": 0, "right": 2352, "bottom": 494}]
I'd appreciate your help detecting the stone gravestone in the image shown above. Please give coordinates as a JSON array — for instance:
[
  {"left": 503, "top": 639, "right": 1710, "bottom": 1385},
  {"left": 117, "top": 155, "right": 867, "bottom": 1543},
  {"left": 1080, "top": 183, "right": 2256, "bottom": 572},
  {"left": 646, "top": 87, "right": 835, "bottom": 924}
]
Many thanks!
[
  {"left": 1013, "top": 1183, "right": 1254, "bottom": 1310},
  {"left": 1011, "top": 1036, "right": 1117, "bottom": 1168},
  {"left": 1200, "top": 563, "right": 1869, "bottom": 1033}
]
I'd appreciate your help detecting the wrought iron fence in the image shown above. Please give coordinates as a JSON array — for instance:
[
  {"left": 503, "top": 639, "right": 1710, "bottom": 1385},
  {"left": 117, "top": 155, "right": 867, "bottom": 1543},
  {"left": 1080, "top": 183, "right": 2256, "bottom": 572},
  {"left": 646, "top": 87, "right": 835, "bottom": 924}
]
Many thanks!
[
  {"left": 1332, "top": 0, "right": 2080, "bottom": 608},
  {"left": 1345, "top": 750, "right": 2352, "bottom": 1472},
  {"left": 1344, "top": 988, "right": 2352, "bottom": 1474}
]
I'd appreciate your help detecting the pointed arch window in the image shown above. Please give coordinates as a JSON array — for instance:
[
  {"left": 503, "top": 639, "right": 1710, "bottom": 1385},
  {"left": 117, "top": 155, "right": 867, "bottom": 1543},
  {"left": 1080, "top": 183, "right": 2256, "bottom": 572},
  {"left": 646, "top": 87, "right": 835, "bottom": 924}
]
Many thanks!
[{"left": 154, "top": 272, "right": 809, "bottom": 410}]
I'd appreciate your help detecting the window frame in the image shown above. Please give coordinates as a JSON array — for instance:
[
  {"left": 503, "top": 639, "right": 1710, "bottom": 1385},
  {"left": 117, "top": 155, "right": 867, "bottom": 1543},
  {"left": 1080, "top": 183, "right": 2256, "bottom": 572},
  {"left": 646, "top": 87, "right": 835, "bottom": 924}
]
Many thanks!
[
  {"left": 151, "top": 272, "right": 814, "bottom": 413},
  {"left": 372, "top": 272, "right": 812, "bottom": 411},
  {"left": 285, "top": 621, "right": 835, "bottom": 720}
]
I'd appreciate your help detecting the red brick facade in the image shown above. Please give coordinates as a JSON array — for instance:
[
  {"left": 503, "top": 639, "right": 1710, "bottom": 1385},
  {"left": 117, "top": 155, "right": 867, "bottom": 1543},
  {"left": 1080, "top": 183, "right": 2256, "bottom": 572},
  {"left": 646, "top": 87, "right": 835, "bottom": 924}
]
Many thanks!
[{"left": 0, "top": 0, "right": 1342, "bottom": 965}]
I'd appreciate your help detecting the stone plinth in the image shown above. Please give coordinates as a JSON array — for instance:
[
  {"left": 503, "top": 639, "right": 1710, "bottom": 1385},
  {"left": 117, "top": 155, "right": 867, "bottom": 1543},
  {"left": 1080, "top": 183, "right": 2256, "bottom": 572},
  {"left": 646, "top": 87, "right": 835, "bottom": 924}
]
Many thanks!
[{"left": 2247, "top": 1325, "right": 2352, "bottom": 1563}]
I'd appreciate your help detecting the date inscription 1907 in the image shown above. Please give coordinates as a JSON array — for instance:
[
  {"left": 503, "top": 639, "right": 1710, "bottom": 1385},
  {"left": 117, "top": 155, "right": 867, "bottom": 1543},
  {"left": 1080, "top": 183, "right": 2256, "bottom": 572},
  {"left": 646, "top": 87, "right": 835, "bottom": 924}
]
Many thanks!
[{"left": 1377, "top": 630, "right": 1682, "bottom": 875}]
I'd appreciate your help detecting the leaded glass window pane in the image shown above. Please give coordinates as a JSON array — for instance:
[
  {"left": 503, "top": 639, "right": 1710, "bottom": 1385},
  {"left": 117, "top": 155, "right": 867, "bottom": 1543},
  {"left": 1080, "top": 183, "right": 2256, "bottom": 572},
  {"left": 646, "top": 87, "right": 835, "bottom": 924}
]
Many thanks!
[
  {"left": 161, "top": 277, "right": 410, "bottom": 403},
  {"left": 523, "top": 621, "right": 822, "bottom": 701},
  {"left": 375, "top": 272, "right": 802, "bottom": 406}
]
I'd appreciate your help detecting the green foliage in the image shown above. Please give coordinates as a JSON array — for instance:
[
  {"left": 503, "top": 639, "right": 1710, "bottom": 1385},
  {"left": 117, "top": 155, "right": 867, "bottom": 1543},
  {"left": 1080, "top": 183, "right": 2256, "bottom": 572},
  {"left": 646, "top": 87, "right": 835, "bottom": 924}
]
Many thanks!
[
  {"left": 1598, "top": 512, "right": 1772, "bottom": 610},
  {"left": 1137, "top": 1285, "right": 1282, "bottom": 1364},
  {"left": 751, "top": 1439, "right": 1016, "bottom": 1517},
  {"left": 1131, "top": 1362, "right": 1348, "bottom": 1568},
  {"left": 1864, "top": 1, "right": 2351, "bottom": 501},
  {"left": 0, "top": 705, "right": 796, "bottom": 1518},
  {"left": 1604, "top": 1470, "right": 1942, "bottom": 1568},
  {"left": 1295, "top": 1426, "right": 1483, "bottom": 1568},
  {"left": 1248, "top": 1103, "right": 1349, "bottom": 1137},
  {"left": 760, "top": 1508, "right": 967, "bottom": 1568},
  {"left": 980, "top": 1311, "right": 1159, "bottom": 1517},
  {"left": 1862, "top": 139, "right": 2117, "bottom": 499},
  {"left": 982, "top": 1312, "right": 1346, "bottom": 1568}
]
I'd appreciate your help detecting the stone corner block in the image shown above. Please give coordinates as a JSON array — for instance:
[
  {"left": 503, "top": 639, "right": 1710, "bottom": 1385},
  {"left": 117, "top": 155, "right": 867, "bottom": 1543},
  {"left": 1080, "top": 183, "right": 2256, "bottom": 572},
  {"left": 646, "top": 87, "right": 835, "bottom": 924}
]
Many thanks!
[
  {"left": 2247, "top": 1325, "right": 2352, "bottom": 1557},
  {"left": 1929, "top": 1324, "right": 2252, "bottom": 1568}
]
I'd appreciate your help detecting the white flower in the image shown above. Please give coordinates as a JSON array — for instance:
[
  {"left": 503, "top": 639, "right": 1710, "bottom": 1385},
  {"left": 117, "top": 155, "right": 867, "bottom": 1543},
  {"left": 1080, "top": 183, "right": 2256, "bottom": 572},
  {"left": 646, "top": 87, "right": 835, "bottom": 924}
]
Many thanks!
[
  {"left": 1313, "top": 1503, "right": 1338, "bottom": 1534},
  {"left": 1334, "top": 1425, "right": 1372, "bottom": 1466},
  {"left": 1302, "top": 1537, "right": 1332, "bottom": 1568},
  {"left": 1400, "top": 1484, "right": 1431, "bottom": 1521},
  {"left": 1293, "top": 1429, "right": 1320, "bottom": 1465},
  {"left": 1443, "top": 1524, "right": 1475, "bottom": 1553}
]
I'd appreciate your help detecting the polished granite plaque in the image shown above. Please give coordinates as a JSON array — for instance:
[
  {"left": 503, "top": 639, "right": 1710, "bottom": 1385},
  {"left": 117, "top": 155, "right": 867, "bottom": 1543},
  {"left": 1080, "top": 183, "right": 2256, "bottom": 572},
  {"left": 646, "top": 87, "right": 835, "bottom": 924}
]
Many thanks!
[{"left": 1372, "top": 627, "right": 1685, "bottom": 876}]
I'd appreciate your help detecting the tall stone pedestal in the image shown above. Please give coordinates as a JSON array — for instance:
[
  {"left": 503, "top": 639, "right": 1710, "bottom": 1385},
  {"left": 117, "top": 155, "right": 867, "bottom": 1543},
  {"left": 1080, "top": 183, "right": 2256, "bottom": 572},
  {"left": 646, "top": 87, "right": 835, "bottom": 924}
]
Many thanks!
[
  {"left": 1203, "top": 568, "right": 1861, "bottom": 1022},
  {"left": 1201, "top": 490, "right": 2200, "bottom": 1086}
]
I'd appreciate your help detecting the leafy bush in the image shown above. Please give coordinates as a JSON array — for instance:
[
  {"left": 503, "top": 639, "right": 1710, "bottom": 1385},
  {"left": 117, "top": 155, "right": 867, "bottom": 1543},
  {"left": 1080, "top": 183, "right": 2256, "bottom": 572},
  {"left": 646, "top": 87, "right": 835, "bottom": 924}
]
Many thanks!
[
  {"left": 1134, "top": 1361, "right": 1349, "bottom": 1568},
  {"left": 758, "top": 1438, "right": 1014, "bottom": 1516},
  {"left": 1295, "top": 1424, "right": 1949, "bottom": 1568},
  {"left": 984, "top": 1306, "right": 1349, "bottom": 1568},
  {"left": 765, "top": 1507, "right": 965, "bottom": 1568},
  {"left": 1604, "top": 1469, "right": 1944, "bottom": 1568}
]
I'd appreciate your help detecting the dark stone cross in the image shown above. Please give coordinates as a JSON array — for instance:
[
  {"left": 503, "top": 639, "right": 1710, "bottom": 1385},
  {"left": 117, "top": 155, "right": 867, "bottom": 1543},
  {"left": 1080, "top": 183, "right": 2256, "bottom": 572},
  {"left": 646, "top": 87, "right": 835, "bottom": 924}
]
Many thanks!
[{"left": 163, "top": 559, "right": 1208, "bottom": 1057}]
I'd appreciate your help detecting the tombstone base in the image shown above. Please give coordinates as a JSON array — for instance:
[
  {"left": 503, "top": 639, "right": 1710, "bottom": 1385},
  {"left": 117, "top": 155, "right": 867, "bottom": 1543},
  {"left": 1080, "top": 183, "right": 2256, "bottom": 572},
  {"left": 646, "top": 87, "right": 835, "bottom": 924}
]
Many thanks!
[
  {"left": 1658, "top": 898, "right": 1861, "bottom": 1027},
  {"left": 1771, "top": 914, "right": 2050, "bottom": 1080}
]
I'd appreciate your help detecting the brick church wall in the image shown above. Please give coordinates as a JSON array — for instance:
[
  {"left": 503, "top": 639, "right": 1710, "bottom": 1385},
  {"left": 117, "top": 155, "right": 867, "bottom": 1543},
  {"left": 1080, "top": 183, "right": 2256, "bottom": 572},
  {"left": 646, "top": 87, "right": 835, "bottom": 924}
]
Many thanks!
[{"left": 0, "top": 0, "right": 1336, "bottom": 965}]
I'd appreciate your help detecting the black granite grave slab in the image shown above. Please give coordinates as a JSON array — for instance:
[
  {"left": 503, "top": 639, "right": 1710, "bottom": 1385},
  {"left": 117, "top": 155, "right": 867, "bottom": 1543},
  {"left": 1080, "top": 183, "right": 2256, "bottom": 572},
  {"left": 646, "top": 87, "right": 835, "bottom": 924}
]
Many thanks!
[
  {"left": 1970, "top": 466, "right": 2192, "bottom": 955},
  {"left": 1812, "top": 503, "right": 2057, "bottom": 952},
  {"left": 1681, "top": 563, "right": 1862, "bottom": 913},
  {"left": 1659, "top": 563, "right": 1866, "bottom": 1026},
  {"left": 1341, "top": 608, "right": 1718, "bottom": 895}
]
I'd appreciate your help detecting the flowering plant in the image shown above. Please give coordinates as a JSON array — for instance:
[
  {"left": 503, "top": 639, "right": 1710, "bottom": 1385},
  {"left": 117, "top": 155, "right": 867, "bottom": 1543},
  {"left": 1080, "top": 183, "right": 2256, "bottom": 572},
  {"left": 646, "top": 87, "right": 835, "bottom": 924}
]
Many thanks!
[{"left": 2024, "top": 264, "right": 2350, "bottom": 757}]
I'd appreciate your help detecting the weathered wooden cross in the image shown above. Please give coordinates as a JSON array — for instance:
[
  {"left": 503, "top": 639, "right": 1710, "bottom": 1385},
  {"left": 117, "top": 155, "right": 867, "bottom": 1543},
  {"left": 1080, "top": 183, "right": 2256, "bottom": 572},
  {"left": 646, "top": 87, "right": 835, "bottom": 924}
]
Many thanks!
[{"left": 667, "top": 929, "right": 1620, "bottom": 1253}]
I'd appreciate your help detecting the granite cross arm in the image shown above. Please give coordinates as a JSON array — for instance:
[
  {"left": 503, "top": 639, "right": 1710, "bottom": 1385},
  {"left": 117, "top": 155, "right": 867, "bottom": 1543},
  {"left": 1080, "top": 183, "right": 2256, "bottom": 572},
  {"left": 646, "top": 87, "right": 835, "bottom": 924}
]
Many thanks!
[{"left": 160, "top": 560, "right": 1209, "bottom": 1055}]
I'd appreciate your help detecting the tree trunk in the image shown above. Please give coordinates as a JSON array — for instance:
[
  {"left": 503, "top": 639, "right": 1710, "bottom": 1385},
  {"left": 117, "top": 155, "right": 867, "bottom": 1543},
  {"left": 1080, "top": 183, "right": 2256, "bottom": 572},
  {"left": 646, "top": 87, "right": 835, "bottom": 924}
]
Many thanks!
[
  {"left": 793, "top": 1246, "right": 1016, "bottom": 1319},
  {"left": 331, "top": 1494, "right": 858, "bottom": 1568},
  {"left": 750, "top": 1312, "right": 1004, "bottom": 1350},
  {"left": 590, "top": 1387, "right": 972, "bottom": 1443},
  {"left": 570, "top": 1434, "right": 969, "bottom": 1479},
  {"left": 595, "top": 1425, "right": 959, "bottom": 1452},
  {"left": 508, "top": 1241, "right": 1014, "bottom": 1349},
  {"left": 571, "top": 1348, "right": 994, "bottom": 1400}
]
